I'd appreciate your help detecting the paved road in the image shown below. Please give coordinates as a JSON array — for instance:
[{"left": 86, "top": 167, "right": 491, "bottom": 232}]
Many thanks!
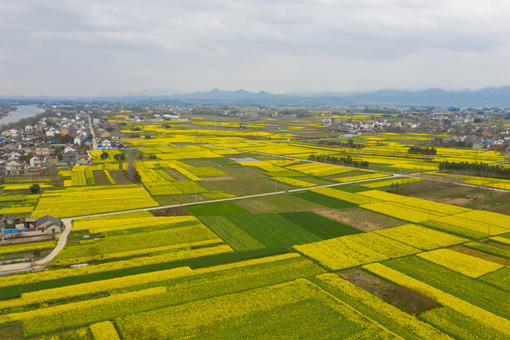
[
  {"left": 0, "top": 262, "right": 32, "bottom": 276},
  {"left": 34, "top": 219, "right": 73, "bottom": 266},
  {"left": 88, "top": 115, "right": 98, "bottom": 151},
  {"left": 0, "top": 173, "right": 401, "bottom": 274}
]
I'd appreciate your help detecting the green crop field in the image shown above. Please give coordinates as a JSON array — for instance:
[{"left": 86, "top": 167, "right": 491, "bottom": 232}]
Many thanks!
[
  {"left": 479, "top": 266, "right": 510, "bottom": 292},
  {"left": 279, "top": 211, "right": 363, "bottom": 239},
  {"left": 199, "top": 216, "right": 265, "bottom": 250},
  {"left": 186, "top": 201, "right": 250, "bottom": 216},
  {"left": 1, "top": 112, "right": 510, "bottom": 339},
  {"left": 292, "top": 191, "right": 359, "bottom": 209},
  {"left": 227, "top": 213, "right": 322, "bottom": 248}
]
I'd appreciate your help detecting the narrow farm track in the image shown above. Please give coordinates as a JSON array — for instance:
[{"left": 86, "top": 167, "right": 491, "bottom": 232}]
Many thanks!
[{"left": 0, "top": 174, "right": 402, "bottom": 274}]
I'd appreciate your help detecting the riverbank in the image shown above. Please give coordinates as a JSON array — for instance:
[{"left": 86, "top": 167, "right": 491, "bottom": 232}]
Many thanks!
[{"left": 0, "top": 104, "right": 46, "bottom": 128}]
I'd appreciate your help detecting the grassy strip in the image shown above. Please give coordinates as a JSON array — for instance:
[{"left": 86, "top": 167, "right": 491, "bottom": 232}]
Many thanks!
[
  {"left": 419, "top": 306, "right": 508, "bottom": 340},
  {"left": 464, "top": 242, "right": 510, "bottom": 259},
  {"left": 479, "top": 266, "right": 510, "bottom": 292}
]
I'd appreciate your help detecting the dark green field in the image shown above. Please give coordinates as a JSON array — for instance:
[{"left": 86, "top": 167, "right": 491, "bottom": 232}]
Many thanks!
[
  {"left": 292, "top": 191, "right": 358, "bottom": 209},
  {"left": 227, "top": 214, "right": 322, "bottom": 248},
  {"left": 186, "top": 201, "right": 250, "bottom": 216},
  {"left": 199, "top": 216, "right": 265, "bottom": 251},
  {"left": 279, "top": 212, "right": 363, "bottom": 239}
]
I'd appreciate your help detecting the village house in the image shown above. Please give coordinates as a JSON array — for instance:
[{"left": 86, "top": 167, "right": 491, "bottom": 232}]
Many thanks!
[
  {"left": 35, "top": 145, "right": 51, "bottom": 157},
  {"left": 63, "top": 144, "right": 77, "bottom": 154},
  {"left": 1, "top": 215, "right": 63, "bottom": 240},
  {"left": 62, "top": 148, "right": 78, "bottom": 164},
  {"left": 5, "top": 160, "right": 25, "bottom": 175},
  {"left": 29, "top": 155, "right": 47, "bottom": 168},
  {"left": 100, "top": 139, "right": 112, "bottom": 150}
]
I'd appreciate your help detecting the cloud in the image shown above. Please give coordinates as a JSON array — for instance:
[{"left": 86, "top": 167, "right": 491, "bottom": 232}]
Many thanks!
[{"left": 0, "top": 0, "right": 509, "bottom": 95}]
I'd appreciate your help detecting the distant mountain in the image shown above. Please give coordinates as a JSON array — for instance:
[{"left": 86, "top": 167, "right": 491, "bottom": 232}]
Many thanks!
[
  {"left": 123, "top": 85, "right": 510, "bottom": 106},
  {"left": 345, "top": 86, "right": 510, "bottom": 106},
  {"left": 2, "top": 85, "right": 510, "bottom": 106}
]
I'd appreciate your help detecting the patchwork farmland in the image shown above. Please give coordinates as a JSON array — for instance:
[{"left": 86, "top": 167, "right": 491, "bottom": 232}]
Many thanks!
[{"left": 1, "top": 113, "right": 509, "bottom": 339}]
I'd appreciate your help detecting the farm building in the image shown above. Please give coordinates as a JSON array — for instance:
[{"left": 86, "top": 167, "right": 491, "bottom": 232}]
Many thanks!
[{"left": 1, "top": 215, "right": 63, "bottom": 240}]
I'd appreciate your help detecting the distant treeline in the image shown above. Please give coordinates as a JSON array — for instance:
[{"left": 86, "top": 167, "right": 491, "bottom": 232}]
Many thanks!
[
  {"left": 439, "top": 161, "right": 510, "bottom": 179},
  {"left": 408, "top": 146, "right": 437, "bottom": 155},
  {"left": 317, "top": 139, "right": 365, "bottom": 148},
  {"left": 309, "top": 154, "right": 369, "bottom": 168}
]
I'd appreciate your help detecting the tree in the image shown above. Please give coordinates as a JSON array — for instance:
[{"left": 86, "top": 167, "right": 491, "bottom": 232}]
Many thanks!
[
  {"left": 126, "top": 162, "right": 141, "bottom": 183},
  {"left": 114, "top": 153, "right": 125, "bottom": 161},
  {"left": 100, "top": 151, "right": 109, "bottom": 160},
  {"left": 19, "top": 153, "right": 34, "bottom": 163},
  {"left": 30, "top": 184, "right": 40, "bottom": 194}
]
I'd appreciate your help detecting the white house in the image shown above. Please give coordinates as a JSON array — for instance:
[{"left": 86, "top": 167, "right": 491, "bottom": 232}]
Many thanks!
[
  {"left": 101, "top": 139, "right": 112, "bottom": 150},
  {"left": 64, "top": 144, "right": 77, "bottom": 154},
  {"left": 29, "top": 155, "right": 47, "bottom": 168},
  {"left": 6, "top": 160, "right": 25, "bottom": 175},
  {"left": 10, "top": 150, "right": 24, "bottom": 161}
]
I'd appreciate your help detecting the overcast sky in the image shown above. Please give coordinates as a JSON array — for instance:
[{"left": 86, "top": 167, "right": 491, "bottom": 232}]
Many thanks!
[{"left": 1, "top": 0, "right": 509, "bottom": 96}]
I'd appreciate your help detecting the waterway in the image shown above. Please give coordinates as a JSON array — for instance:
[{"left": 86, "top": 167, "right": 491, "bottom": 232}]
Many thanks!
[{"left": 0, "top": 105, "right": 45, "bottom": 126}]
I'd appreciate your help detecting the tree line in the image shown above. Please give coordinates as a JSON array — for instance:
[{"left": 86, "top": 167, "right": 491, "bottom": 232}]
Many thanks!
[
  {"left": 439, "top": 160, "right": 510, "bottom": 179},
  {"left": 317, "top": 139, "right": 365, "bottom": 148},
  {"left": 308, "top": 154, "right": 369, "bottom": 168},
  {"left": 408, "top": 146, "right": 437, "bottom": 155}
]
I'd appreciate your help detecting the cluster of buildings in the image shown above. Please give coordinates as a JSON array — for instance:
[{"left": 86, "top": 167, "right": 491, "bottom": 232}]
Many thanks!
[
  {"left": 0, "top": 110, "right": 119, "bottom": 175},
  {"left": 1, "top": 215, "right": 63, "bottom": 242},
  {"left": 0, "top": 143, "right": 82, "bottom": 175}
]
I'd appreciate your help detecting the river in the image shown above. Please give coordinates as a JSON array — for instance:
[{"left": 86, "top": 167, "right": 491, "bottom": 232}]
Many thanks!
[{"left": 0, "top": 104, "right": 45, "bottom": 126}]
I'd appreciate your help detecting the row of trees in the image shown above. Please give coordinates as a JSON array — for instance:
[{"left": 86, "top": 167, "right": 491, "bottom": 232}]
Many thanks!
[
  {"left": 439, "top": 160, "right": 510, "bottom": 179},
  {"left": 317, "top": 139, "right": 365, "bottom": 149},
  {"left": 408, "top": 146, "right": 437, "bottom": 155},
  {"left": 99, "top": 152, "right": 125, "bottom": 161},
  {"left": 308, "top": 154, "right": 369, "bottom": 168}
]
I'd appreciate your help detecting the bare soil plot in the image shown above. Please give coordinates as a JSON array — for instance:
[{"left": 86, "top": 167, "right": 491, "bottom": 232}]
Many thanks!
[
  {"left": 108, "top": 170, "right": 131, "bottom": 185},
  {"left": 93, "top": 170, "right": 110, "bottom": 186},
  {"left": 339, "top": 269, "right": 437, "bottom": 316}
]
